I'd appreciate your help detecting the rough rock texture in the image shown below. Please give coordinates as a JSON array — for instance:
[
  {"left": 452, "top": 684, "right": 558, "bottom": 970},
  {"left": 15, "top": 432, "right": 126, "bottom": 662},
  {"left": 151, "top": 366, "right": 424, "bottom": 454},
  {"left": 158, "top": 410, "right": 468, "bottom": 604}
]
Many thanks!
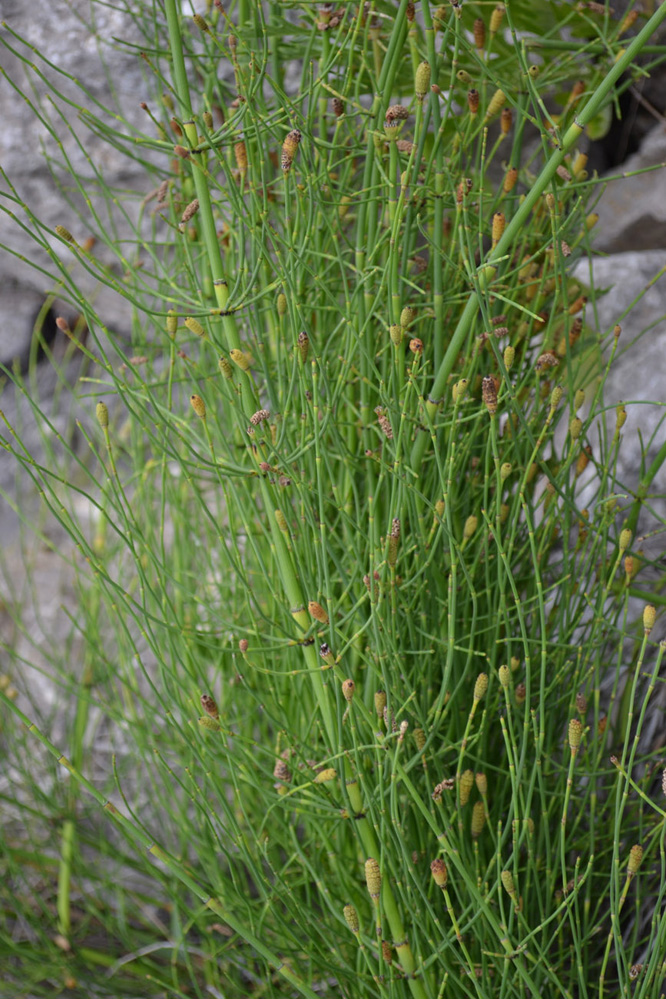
[
  {"left": 573, "top": 249, "right": 666, "bottom": 488},
  {"left": 592, "top": 126, "right": 666, "bottom": 253},
  {"left": 575, "top": 248, "right": 666, "bottom": 738},
  {"left": 0, "top": 1, "right": 171, "bottom": 543},
  {"left": 0, "top": 0, "right": 155, "bottom": 362},
  {"left": 572, "top": 250, "right": 666, "bottom": 612}
]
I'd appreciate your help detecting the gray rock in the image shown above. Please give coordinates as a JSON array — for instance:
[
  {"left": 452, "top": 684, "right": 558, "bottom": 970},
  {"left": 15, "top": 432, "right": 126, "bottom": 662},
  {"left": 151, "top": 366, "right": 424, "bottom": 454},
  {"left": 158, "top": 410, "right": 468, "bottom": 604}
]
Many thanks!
[
  {"left": 573, "top": 249, "right": 666, "bottom": 487},
  {"left": 593, "top": 125, "right": 666, "bottom": 253},
  {"left": 0, "top": 0, "right": 171, "bottom": 544},
  {"left": 0, "top": 0, "right": 159, "bottom": 364}
]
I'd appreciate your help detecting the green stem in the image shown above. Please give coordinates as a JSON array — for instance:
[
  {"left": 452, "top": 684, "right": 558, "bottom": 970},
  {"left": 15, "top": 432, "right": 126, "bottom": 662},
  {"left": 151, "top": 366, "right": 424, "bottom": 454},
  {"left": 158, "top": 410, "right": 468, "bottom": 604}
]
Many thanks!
[{"left": 164, "top": 0, "right": 257, "bottom": 416}]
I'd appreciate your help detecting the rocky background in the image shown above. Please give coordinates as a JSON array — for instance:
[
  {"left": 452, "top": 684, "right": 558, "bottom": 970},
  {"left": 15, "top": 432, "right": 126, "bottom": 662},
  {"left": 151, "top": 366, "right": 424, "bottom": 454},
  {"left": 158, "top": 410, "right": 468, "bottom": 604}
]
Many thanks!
[{"left": 0, "top": 0, "right": 665, "bottom": 716}]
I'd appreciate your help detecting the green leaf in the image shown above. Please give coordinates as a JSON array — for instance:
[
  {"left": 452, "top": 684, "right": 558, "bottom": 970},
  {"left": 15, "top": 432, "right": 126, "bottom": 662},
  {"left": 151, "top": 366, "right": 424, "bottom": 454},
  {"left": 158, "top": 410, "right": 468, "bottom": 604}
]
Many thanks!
[{"left": 586, "top": 102, "right": 613, "bottom": 141}]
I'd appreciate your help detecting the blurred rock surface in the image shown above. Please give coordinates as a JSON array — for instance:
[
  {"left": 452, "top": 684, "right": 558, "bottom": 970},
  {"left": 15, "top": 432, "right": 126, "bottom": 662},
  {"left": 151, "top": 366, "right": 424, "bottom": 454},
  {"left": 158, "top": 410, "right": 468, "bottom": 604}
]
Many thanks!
[
  {"left": 592, "top": 126, "right": 666, "bottom": 253},
  {"left": 0, "top": 0, "right": 149, "bottom": 361}
]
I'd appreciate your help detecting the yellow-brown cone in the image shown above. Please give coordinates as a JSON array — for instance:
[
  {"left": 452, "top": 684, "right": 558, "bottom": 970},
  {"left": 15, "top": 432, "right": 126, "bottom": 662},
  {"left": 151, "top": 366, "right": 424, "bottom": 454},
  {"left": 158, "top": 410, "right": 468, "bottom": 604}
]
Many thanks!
[{"left": 308, "top": 600, "right": 329, "bottom": 625}]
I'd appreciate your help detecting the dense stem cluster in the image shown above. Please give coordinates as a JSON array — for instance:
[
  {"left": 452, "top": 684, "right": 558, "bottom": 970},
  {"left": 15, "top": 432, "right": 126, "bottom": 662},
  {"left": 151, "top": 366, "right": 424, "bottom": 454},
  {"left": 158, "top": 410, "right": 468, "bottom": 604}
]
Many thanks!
[{"left": 1, "top": 1, "right": 666, "bottom": 997}]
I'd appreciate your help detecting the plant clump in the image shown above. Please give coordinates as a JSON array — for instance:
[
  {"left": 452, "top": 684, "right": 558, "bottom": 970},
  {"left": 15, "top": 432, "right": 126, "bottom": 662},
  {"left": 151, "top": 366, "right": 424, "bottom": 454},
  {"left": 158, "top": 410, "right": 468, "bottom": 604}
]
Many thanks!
[{"left": 1, "top": 1, "right": 666, "bottom": 997}]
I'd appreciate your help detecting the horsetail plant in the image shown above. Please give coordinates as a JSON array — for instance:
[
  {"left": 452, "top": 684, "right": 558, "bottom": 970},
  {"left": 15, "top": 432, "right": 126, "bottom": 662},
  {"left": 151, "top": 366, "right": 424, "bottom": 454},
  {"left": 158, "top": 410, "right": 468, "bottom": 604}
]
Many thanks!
[{"left": 2, "top": 1, "right": 666, "bottom": 997}]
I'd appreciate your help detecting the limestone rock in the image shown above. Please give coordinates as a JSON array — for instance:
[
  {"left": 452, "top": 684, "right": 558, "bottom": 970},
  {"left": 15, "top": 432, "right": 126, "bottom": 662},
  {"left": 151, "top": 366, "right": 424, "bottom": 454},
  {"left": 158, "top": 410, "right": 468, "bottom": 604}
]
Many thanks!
[
  {"left": 0, "top": 1, "right": 160, "bottom": 363},
  {"left": 573, "top": 250, "right": 666, "bottom": 505},
  {"left": 593, "top": 126, "right": 666, "bottom": 253}
]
